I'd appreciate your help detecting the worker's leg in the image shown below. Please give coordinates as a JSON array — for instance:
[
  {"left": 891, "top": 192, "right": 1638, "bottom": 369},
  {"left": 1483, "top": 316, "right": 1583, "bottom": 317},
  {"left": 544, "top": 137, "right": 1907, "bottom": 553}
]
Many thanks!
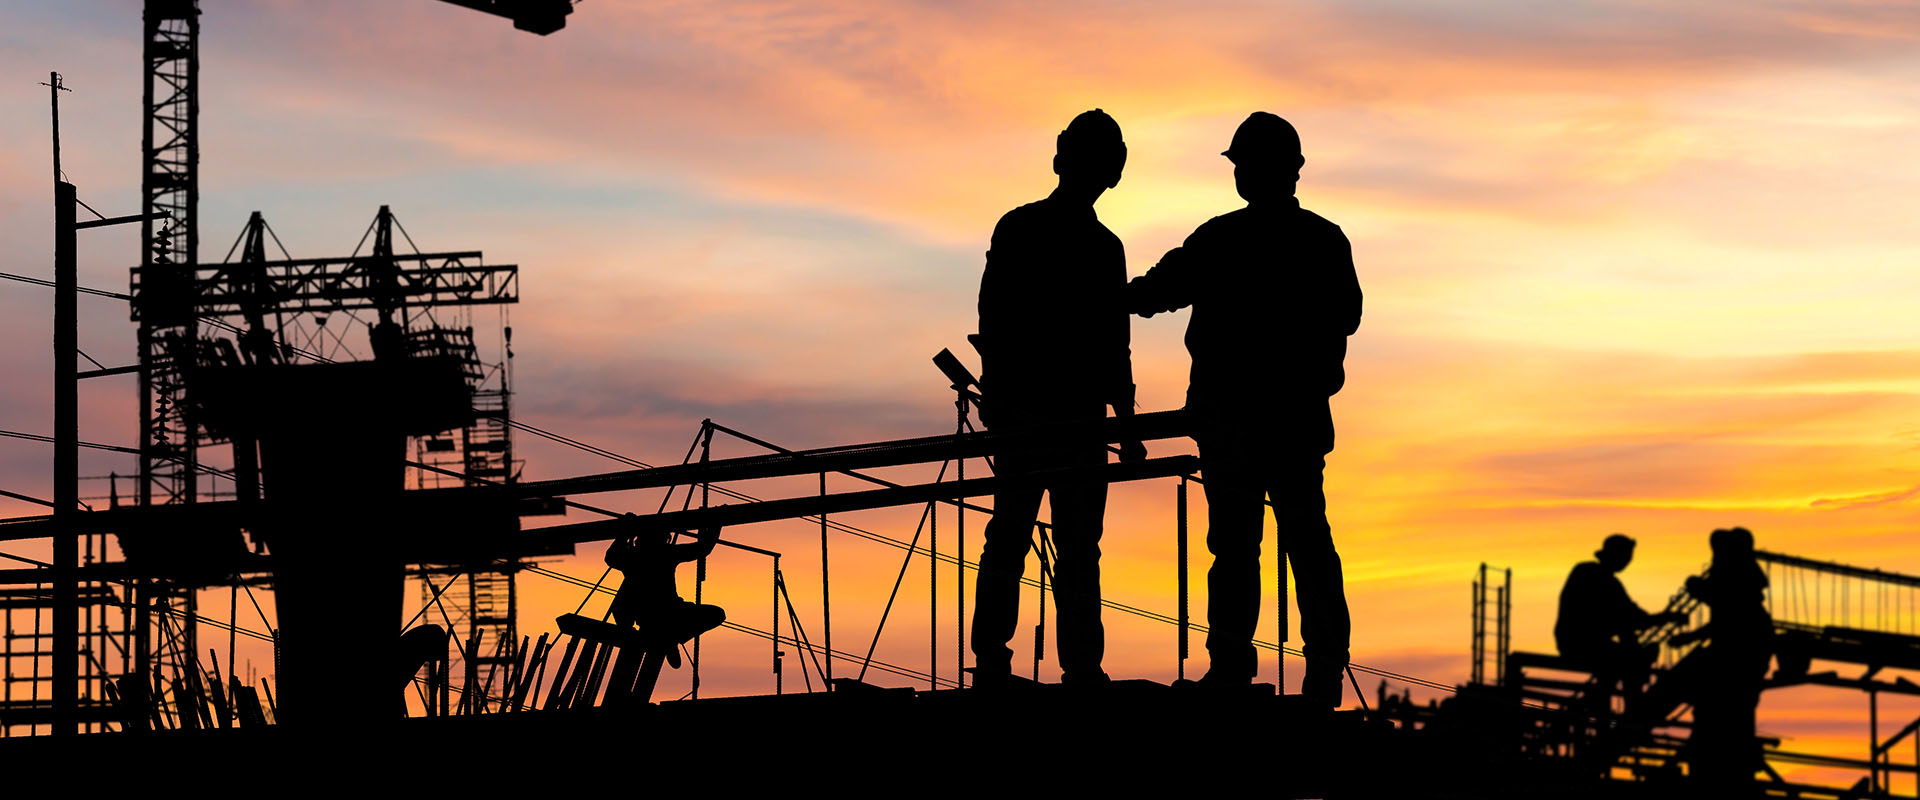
[
  {"left": 1049, "top": 447, "right": 1110, "bottom": 683},
  {"left": 1202, "top": 443, "right": 1267, "bottom": 682},
  {"left": 1278, "top": 453, "right": 1350, "bottom": 706},
  {"left": 686, "top": 602, "right": 726, "bottom": 639},
  {"left": 971, "top": 451, "right": 1043, "bottom": 678}
]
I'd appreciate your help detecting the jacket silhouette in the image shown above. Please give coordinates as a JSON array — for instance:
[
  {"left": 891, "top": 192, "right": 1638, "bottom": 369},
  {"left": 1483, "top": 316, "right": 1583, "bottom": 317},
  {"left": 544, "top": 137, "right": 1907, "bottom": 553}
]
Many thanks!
[
  {"left": 1669, "top": 527, "right": 1772, "bottom": 790},
  {"left": 1554, "top": 537, "right": 1661, "bottom": 658},
  {"left": 970, "top": 109, "right": 1140, "bottom": 687},
  {"left": 1128, "top": 112, "right": 1358, "bottom": 705},
  {"left": 1554, "top": 534, "right": 1670, "bottom": 709}
]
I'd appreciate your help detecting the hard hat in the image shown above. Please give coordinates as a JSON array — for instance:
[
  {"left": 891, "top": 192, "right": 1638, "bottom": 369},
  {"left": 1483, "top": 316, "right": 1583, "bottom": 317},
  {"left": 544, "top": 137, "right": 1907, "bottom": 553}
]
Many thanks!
[
  {"left": 1222, "top": 111, "right": 1301, "bottom": 163},
  {"left": 1595, "top": 533, "right": 1636, "bottom": 560}
]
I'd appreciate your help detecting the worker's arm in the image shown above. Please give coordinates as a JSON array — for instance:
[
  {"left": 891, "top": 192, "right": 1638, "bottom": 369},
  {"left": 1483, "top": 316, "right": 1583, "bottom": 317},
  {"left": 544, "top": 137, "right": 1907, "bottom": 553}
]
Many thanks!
[
  {"left": 975, "top": 210, "right": 1029, "bottom": 370},
  {"left": 1127, "top": 246, "right": 1198, "bottom": 318},
  {"left": 1128, "top": 218, "right": 1216, "bottom": 318},
  {"left": 1330, "top": 225, "right": 1361, "bottom": 337},
  {"left": 1108, "top": 237, "right": 1145, "bottom": 462},
  {"left": 604, "top": 532, "right": 635, "bottom": 570},
  {"left": 672, "top": 525, "right": 722, "bottom": 564},
  {"left": 1597, "top": 574, "right": 1654, "bottom": 639}
]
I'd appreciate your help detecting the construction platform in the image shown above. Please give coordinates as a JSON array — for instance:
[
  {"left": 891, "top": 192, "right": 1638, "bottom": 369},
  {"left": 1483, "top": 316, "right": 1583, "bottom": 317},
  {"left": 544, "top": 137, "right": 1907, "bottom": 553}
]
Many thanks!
[{"left": 0, "top": 678, "right": 1857, "bottom": 799}]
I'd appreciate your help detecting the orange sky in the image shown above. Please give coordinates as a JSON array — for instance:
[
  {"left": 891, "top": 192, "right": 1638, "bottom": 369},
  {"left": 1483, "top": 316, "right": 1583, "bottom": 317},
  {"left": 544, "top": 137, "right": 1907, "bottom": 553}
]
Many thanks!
[{"left": 3, "top": 0, "right": 1920, "bottom": 776}]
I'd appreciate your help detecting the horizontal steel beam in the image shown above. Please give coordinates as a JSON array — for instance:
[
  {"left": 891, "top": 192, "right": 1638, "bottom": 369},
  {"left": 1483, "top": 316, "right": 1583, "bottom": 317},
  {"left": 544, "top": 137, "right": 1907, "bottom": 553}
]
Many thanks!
[
  {"left": 74, "top": 212, "right": 166, "bottom": 230},
  {"left": 539, "top": 454, "right": 1200, "bottom": 544},
  {"left": 512, "top": 409, "right": 1192, "bottom": 500},
  {"left": 0, "top": 411, "right": 1197, "bottom": 548},
  {"left": 130, "top": 251, "right": 517, "bottom": 319},
  {"left": 77, "top": 364, "right": 140, "bottom": 379}
]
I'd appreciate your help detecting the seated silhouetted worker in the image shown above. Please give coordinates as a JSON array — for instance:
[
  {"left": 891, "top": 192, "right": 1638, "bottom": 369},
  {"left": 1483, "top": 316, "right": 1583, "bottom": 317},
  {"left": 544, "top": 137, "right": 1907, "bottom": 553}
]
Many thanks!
[
  {"left": 1555, "top": 534, "right": 1679, "bottom": 709},
  {"left": 1667, "top": 527, "right": 1772, "bottom": 789},
  {"left": 605, "top": 524, "right": 726, "bottom": 664}
]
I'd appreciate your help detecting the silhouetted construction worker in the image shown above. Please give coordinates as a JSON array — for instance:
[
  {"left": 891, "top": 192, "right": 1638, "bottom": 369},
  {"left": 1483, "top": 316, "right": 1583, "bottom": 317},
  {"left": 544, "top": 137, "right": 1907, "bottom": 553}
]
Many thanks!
[
  {"left": 1127, "top": 112, "right": 1359, "bottom": 705},
  {"left": 1668, "top": 527, "right": 1772, "bottom": 790},
  {"left": 605, "top": 524, "right": 726, "bottom": 661},
  {"left": 971, "top": 109, "right": 1145, "bottom": 687},
  {"left": 1555, "top": 534, "right": 1678, "bottom": 709}
]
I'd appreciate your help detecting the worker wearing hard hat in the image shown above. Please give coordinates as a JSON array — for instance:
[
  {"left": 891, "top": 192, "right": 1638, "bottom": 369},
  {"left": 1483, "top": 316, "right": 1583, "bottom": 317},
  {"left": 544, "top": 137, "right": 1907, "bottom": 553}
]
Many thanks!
[
  {"left": 970, "top": 109, "right": 1147, "bottom": 689},
  {"left": 1127, "top": 112, "right": 1361, "bottom": 707}
]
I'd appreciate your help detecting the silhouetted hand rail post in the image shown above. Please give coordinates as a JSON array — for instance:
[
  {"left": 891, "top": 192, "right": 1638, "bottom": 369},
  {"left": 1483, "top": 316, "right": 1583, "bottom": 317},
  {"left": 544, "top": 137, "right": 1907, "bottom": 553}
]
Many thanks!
[
  {"left": 954, "top": 380, "right": 968, "bottom": 688},
  {"left": 1178, "top": 476, "right": 1189, "bottom": 681},
  {"left": 772, "top": 555, "right": 782, "bottom": 695},
  {"left": 1034, "top": 522, "right": 1050, "bottom": 681},
  {"left": 693, "top": 422, "right": 712, "bottom": 699},
  {"left": 1280, "top": 514, "right": 1289, "bottom": 696},
  {"left": 820, "top": 470, "right": 831, "bottom": 691}
]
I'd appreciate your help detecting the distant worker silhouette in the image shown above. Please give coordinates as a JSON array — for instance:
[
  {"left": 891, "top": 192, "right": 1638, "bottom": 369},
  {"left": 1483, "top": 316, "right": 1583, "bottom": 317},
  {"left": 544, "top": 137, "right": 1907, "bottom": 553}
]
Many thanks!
[
  {"left": 605, "top": 524, "right": 726, "bottom": 663},
  {"left": 970, "top": 109, "right": 1146, "bottom": 688},
  {"left": 1667, "top": 527, "right": 1772, "bottom": 790},
  {"left": 1127, "top": 112, "right": 1359, "bottom": 705},
  {"left": 1555, "top": 534, "right": 1681, "bottom": 710}
]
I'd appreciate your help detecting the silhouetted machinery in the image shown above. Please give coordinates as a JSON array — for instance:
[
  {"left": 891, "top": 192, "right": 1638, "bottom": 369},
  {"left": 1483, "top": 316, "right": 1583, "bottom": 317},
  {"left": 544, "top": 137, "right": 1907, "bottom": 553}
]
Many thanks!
[
  {"left": 121, "top": 205, "right": 526, "bottom": 728},
  {"left": 63, "top": 0, "right": 575, "bottom": 735}
]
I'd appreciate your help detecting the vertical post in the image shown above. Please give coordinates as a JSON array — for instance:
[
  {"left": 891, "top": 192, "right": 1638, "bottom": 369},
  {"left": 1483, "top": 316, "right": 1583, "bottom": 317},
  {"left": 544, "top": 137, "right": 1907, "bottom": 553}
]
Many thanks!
[
  {"left": 133, "top": 579, "right": 150, "bottom": 724},
  {"left": 693, "top": 426, "right": 711, "bottom": 699},
  {"left": 1495, "top": 582, "right": 1507, "bottom": 687},
  {"left": 955, "top": 389, "right": 967, "bottom": 689},
  {"left": 54, "top": 180, "right": 79, "bottom": 736},
  {"left": 1177, "top": 476, "right": 1189, "bottom": 680},
  {"left": 1871, "top": 689, "right": 1880, "bottom": 793},
  {"left": 227, "top": 584, "right": 237, "bottom": 721},
  {"left": 48, "top": 72, "right": 63, "bottom": 184},
  {"left": 1499, "top": 567, "right": 1511, "bottom": 684},
  {"left": 929, "top": 487, "right": 937, "bottom": 690},
  {"left": 820, "top": 472, "right": 832, "bottom": 690},
  {"left": 772, "top": 559, "right": 782, "bottom": 696},
  {"left": 1278, "top": 500, "right": 1288, "bottom": 693},
  {"left": 4, "top": 596, "right": 11, "bottom": 725},
  {"left": 1033, "top": 524, "right": 1047, "bottom": 681},
  {"left": 1472, "top": 564, "right": 1485, "bottom": 686},
  {"left": 82, "top": 531, "right": 94, "bottom": 734}
]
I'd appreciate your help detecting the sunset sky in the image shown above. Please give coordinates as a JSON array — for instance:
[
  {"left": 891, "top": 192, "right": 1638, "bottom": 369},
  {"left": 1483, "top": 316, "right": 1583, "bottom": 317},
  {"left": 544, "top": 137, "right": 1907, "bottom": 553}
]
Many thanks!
[{"left": 3, "top": 0, "right": 1919, "bottom": 776}]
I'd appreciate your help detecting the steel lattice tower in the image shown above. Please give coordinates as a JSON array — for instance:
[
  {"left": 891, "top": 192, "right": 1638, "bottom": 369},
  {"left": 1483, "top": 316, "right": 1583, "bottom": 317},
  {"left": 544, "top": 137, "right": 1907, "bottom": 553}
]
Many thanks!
[
  {"left": 138, "top": 0, "right": 202, "bottom": 509},
  {"left": 133, "top": 0, "right": 203, "bottom": 719}
]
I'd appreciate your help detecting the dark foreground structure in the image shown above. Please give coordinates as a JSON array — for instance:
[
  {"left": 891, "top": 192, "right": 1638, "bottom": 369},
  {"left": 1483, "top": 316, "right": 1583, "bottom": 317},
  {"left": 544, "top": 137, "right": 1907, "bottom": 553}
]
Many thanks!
[{"left": 2, "top": 672, "right": 1909, "bottom": 799}]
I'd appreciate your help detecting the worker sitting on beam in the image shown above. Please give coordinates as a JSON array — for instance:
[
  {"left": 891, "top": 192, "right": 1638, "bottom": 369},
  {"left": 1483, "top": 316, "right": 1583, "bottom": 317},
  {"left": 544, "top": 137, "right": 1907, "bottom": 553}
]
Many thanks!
[
  {"left": 606, "top": 523, "right": 726, "bottom": 665},
  {"left": 1555, "top": 533, "right": 1683, "bottom": 712}
]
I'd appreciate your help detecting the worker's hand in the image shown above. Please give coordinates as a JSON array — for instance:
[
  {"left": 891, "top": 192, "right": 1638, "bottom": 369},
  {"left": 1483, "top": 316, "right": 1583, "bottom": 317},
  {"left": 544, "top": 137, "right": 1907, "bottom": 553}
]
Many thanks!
[
  {"left": 1119, "top": 439, "right": 1148, "bottom": 464},
  {"left": 1667, "top": 630, "right": 1700, "bottom": 648},
  {"left": 1662, "top": 611, "right": 1690, "bottom": 625},
  {"left": 696, "top": 525, "right": 723, "bottom": 545},
  {"left": 1126, "top": 277, "right": 1159, "bottom": 318}
]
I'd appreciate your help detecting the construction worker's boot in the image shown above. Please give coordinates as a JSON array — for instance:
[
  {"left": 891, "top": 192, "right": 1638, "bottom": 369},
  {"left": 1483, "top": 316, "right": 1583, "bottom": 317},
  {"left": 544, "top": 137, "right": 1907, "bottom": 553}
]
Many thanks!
[{"left": 1302, "top": 662, "right": 1346, "bottom": 710}]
